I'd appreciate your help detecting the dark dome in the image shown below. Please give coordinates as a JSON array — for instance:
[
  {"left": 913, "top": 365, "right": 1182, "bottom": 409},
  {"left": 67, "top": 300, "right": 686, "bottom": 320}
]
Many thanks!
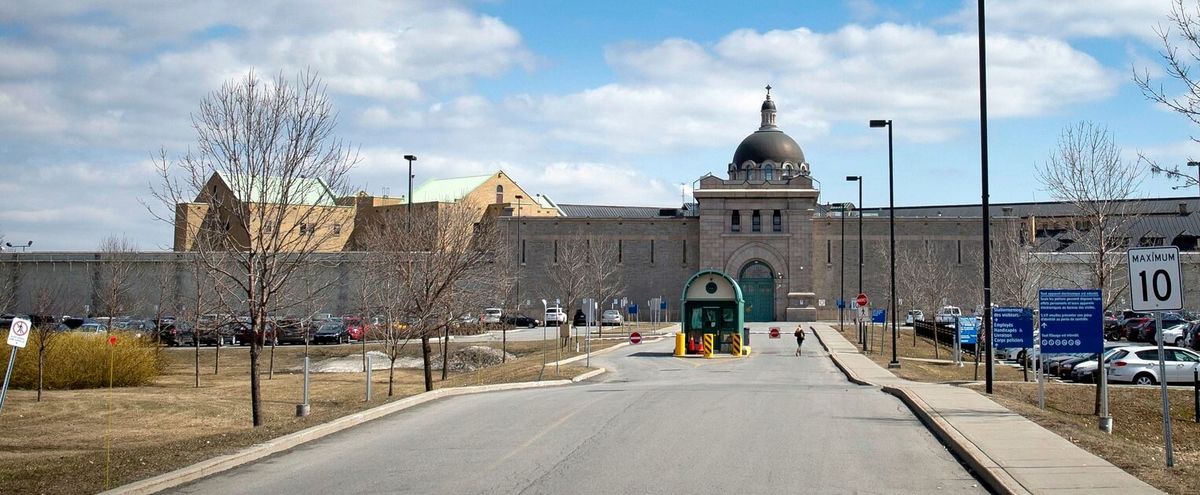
[
  {"left": 732, "top": 129, "right": 805, "bottom": 167},
  {"left": 761, "top": 98, "right": 776, "bottom": 111}
]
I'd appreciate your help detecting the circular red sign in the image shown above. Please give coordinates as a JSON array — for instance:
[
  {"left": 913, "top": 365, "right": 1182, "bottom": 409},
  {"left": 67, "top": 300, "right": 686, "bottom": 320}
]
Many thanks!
[
  {"left": 856, "top": 293, "right": 868, "bottom": 307},
  {"left": 630, "top": 332, "right": 642, "bottom": 344},
  {"left": 769, "top": 328, "right": 780, "bottom": 338}
]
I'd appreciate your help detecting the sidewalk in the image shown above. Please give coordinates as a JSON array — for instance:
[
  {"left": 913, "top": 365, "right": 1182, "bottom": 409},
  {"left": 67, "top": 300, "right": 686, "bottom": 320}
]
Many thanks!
[{"left": 810, "top": 323, "right": 1161, "bottom": 495}]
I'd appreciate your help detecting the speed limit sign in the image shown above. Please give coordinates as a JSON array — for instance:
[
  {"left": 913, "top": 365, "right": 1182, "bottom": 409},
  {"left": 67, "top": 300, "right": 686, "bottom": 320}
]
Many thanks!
[
  {"left": 1127, "top": 246, "right": 1183, "bottom": 312},
  {"left": 6, "top": 317, "right": 31, "bottom": 349}
]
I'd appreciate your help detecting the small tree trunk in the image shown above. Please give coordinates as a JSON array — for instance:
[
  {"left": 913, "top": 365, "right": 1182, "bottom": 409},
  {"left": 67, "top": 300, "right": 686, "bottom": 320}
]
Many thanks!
[
  {"left": 37, "top": 346, "right": 44, "bottom": 402},
  {"left": 388, "top": 356, "right": 396, "bottom": 397},
  {"left": 194, "top": 331, "right": 200, "bottom": 388},
  {"left": 421, "top": 334, "right": 433, "bottom": 391},
  {"left": 269, "top": 339, "right": 276, "bottom": 380},
  {"left": 441, "top": 325, "right": 449, "bottom": 381},
  {"left": 250, "top": 337, "right": 263, "bottom": 427},
  {"left": 933, "top": 324, "right": 940, "bottom": 360},
  {"left": 214, "top": 341, "right": 220, "bottom": 375}
]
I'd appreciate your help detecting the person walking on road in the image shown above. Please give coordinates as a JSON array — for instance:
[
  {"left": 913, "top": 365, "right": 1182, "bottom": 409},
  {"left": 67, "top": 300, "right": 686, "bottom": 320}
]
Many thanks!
[{"left": 794, "top": 326, "right": 806, "bottom": 356}]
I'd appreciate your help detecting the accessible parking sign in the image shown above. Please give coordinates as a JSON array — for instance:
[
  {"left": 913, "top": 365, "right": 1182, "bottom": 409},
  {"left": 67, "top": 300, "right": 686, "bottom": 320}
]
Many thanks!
[
  {"left": 1038, "top": 289, "right": 1102, "bottom": 354},
  {"left": 992, "top": 307, "right": 1033, "bottom": 348}
]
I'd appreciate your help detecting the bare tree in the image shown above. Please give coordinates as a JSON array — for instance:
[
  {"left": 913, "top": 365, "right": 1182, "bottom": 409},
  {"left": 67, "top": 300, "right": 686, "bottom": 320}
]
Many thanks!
[
  {"left": 1037, "top": 122, "right": 1143, "bottom": 415},
  {"left": 992, "top": 219, "right": 1041, "bottom": 310},
  {"left": 546, "top": 239, "right": 589, "bottom": 346},
  {"left": 1136, "top": 0, "right": 1200, "bottom": 188},
  {"left": 27, "top": 282, "right": 73, "bottom": 401},
  {"left": 150, "top": 70, "right": 358, "bottom": 427},
  {"left": 1036, "top": 122, "right": 1143, "bottom": 312},
  {"left": 582, "top": 237, "right": 624, "bottom": 339},
  {"left": 895, "top": 240, "right": 958, "bottom": 358},
  {"left": 358, "top": 201, "right": 499, "bottom": 393},
  {"left": 96, "top": 235, "right": 138, "bottom": 321}
]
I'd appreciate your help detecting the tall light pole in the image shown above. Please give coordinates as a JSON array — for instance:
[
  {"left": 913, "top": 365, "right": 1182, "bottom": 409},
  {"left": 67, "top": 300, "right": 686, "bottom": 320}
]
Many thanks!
[
  {"left": 404, "top": 154, "right": 417, "bottom": 214},
  {"left": 839, "top": 202, "right": 848, "bottom": 335},
  {"left": 4, "top": 241, "right": 32, "bottom": 253},
  {"left": 507, "top": 194, "right": 523, "bottom": 364},
  {"left": 871, "top": 119, "right": 900, "bottom": 369},
  {"left": 846, "top": 175, "right": 864, "bottom": 351},
  {"left": 978, "top": 0, "right": 994, "bottom": 394}
]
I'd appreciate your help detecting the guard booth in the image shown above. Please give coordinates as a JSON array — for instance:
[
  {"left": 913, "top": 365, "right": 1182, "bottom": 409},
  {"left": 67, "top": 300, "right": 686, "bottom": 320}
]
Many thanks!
[{"left": 680, "top": 270, "right": 746, "bottom": 355}]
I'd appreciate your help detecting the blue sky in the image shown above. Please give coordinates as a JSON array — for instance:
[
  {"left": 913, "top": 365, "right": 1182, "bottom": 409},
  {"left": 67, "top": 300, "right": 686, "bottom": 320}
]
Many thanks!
[{"left": 0, "top": 0, "right": 1196, "bottom": 250}]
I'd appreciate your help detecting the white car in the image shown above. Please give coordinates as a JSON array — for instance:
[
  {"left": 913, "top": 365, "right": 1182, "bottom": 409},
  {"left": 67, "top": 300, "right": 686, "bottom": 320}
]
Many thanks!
[
  {"left": 1105, "top": 346, "right": 1200, "bottom": 385},
  {"left": 544, "top": 307, "right": 567, "bottom": 325},
  {"left": 904, "top": 310, "right": 924, "bottom": 326},
  {"left": 601, "top": 309, "right": 624, "bottom": 326},
  {"left": 1160, "top": 323, "right": 1189, "bottom": 347},
  {"left": 480, "top": 308, "right": 503, "bottom": 325},
  {"left": 935, "top": 306, "right": 961, "bottom": 324}
]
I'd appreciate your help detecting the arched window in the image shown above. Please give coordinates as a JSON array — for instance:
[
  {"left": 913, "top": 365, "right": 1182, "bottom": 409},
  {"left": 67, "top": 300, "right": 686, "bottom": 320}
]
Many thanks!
[
  {"left": 496, "top": 185, "right": 504, "bottom": 204},
  {"left": 764, "top": 164, "right": 774, "bottom": 181}
]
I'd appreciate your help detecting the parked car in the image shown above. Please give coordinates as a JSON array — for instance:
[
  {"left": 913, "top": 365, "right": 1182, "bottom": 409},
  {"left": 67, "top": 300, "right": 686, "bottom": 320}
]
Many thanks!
[
  {"left": 480, "top": 308, "right": 503, "bottom": 326},
  {"left": 905, "top": 310, "right": 924, "bottom": 326},
  {"left": 573, "top": 309, "right": 587, "bottom": 327},
  {"left": 601, "top": 309, "right": 624, "bottom": 326},
  {"left": 544, "top": 307, "right": 567, "bottom": 325},
  {"left": 344, "top": 317, "right": 366, "bottom": 341},
  {"left": 1070, "top": 345, "right": 1134, "bottom": 382},
  {"left": 78, "top": 322, "right": 108, "bottom": 333},
  {"left": 158, "top": 322, "right": 195, "bottom": 346},
  {"left": 1106, "top": 346, "right": 1200, "bottom": 385},
  {"left": 935, "top": 306, "right": 961, "bottom": 324},
  {"left": 1132, "top": 315, "right": 1189, "bottom": 343},
  {"left": 271, "top": 318, "right": 308, "bottom": 345},
  {"left": 1161, "top": 322, "right": 1190, "bottom": 347},
  {"left": 1184, "top": 321, "right": 1200, "bottom": 351},
  {"left": 311, "top": 322, "right": 351, "bottom": 344},
  {"left": 1057, "top": 343, "right": 1125, "bottom": 378},
  {"left": 502, "top": 313, "right": 540, "bottom": 328}
]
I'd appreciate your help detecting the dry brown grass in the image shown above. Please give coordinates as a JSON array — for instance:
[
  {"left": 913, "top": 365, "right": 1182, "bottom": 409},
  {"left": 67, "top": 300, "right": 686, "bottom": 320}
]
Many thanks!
[
  {"left": 0, "top": 337, "right": 614, "bottom": 495},
  {"left": 974, "top": 381, "right": 1200, "bottom": 495}
]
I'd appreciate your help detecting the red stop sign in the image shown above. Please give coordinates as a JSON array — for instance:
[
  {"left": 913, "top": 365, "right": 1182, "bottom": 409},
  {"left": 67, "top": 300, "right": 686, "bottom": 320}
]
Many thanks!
[
  {"left": 856, "top": 293, "right": 868, "bottom": 307},
  {"left": 630, "top": 332, "right": 642, "bottom": 344},
  {"left": 769, "top": 328, "right": 780, "bottom": 338}
]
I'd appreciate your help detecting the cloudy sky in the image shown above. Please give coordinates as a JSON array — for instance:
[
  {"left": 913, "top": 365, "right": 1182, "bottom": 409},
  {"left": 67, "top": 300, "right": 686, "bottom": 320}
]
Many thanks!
[{"left": 0, "top": 0, "right": 1196, "bottom": 250}]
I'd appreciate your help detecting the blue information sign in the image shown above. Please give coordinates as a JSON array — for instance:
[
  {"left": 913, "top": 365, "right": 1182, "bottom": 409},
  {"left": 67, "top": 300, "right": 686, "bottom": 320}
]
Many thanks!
[
  {"left": 871, "top": 309, "right": 886, "bottom": 324},
  {"left": 836, "top": 299, "right": 845, "bottom": 309},
  {"left": 628, "top": 304, "right": 638, "bottom": 315},
  {"left": 992, "top": 307, "right": 1034, "bottom": 348},
  {"left": 957, "top": 316, "right": 978, "bottom": 345},
  {"left": 660, "top": 300, "right": 667, "bottom": 310},
  {"left": 1038, "top": 289, "right": 1103, "bottom": 354}
]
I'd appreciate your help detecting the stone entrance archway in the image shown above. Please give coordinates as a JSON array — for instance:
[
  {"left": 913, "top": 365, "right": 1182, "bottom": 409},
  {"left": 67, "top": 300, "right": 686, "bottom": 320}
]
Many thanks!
[{"left": 739, "top": 260, "right": 775, "bottom": 322}]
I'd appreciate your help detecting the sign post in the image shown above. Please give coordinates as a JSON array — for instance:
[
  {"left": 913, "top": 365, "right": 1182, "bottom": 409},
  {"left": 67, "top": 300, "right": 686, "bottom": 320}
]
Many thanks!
[
  {"left": 1128, "top": 246, "right": 1184, "bottom": 466},
  {"left": 856, "top": 293, "right": 869, "bottom": 352},
  {"left": 1, "top": 317, "right": 32, "bottom": 415},
  {"left": 1039, "top": 289, "right": 1106, "bottom": 431}
]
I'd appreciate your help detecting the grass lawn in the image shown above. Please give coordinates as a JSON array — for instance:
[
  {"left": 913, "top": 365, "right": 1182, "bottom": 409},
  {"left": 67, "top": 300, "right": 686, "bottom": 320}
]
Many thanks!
[
  {"left": 0, "top": 334, "right": 620, "bottom": 495},
  {"left": 829, "top": 322, "right": 1200, "bottom": 494}
]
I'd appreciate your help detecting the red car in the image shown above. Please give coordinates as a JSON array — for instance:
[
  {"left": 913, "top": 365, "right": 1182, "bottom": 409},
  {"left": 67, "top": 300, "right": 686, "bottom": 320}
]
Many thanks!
[{"left": 344, "top": 316, "right": 366, "bottom": 341}]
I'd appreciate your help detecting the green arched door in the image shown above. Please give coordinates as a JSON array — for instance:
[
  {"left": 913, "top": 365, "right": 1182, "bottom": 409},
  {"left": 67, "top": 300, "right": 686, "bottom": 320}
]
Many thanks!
[{"left": 739, "top": 261, "right": 775, "bottom": 322}]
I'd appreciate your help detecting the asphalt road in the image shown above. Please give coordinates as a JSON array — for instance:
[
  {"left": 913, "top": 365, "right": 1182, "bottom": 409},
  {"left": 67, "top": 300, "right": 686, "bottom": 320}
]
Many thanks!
[{"left": 170, "top": 323, "right": 984, "bottom": 494}]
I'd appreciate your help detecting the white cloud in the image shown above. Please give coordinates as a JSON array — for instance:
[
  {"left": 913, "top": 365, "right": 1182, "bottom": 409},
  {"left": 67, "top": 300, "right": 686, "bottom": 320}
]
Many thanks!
[{"left": 945, "top": 0, "right": 1171, "bottom": 41}]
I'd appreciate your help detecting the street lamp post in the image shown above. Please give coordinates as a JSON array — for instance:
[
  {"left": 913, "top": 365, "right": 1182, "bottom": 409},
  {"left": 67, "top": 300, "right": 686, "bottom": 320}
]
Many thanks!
[
  {"left": 4, "top": 241, "right": 32, "bottom": 253},
  {"left": 978, "top": 0, "right": 995, "bottom": 395},
  {"left": 871, "top": 119, "right": 900, "bottom": 369},
  {"left": 404, "top": 154, "right": 417, "bottom": 214},
  {"left": 1188, "top": 161, "right": 1200, "bottom": 198},
  {"left": 840, "top": 202, "right": 847, "bottom": 337},
  {"left": 846, "top": 176, "right": 864, "bottom": 351}
]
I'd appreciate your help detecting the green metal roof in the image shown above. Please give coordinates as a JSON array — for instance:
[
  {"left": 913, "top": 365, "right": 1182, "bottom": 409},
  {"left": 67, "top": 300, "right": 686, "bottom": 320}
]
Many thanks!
[
  {"left": 216, "top": 172, "right": 337, "bottom": 206},
  {"left": 408, "top": 174, "right": 492, "bottom": 204}
]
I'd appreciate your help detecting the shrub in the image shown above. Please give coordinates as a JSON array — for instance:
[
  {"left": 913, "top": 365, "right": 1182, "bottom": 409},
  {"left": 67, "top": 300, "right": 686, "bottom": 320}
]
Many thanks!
[{"left": 3, "top": 330, "right": 164, "bottom": 389}]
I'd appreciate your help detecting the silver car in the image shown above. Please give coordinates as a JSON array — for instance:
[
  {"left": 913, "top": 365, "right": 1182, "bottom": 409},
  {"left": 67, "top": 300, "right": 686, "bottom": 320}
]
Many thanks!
[
  {"left": 601, "top": 309, "right": 623, "bottom": 326},
  {"left": 1105, "top": 346, "right": 1200, "bottom": 385}
]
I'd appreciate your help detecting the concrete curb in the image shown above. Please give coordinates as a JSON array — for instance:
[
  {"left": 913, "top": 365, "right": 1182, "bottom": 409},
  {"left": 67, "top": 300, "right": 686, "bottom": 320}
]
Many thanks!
[
  {"left": 101, "top": 368, "right": 607, "bottom": 495},
  {"left": 821, "top": 345, "right": 1024, "bottom": 495}
]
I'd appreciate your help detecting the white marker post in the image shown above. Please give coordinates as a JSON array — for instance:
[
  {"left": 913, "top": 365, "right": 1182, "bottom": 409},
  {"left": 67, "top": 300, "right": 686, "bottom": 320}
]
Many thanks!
[
  {"left": 1128, "top": 246, "right": 1184, "bottom": 465},
  {"left": 1, "top": 317, "right": 32, "bottom": 415}
]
